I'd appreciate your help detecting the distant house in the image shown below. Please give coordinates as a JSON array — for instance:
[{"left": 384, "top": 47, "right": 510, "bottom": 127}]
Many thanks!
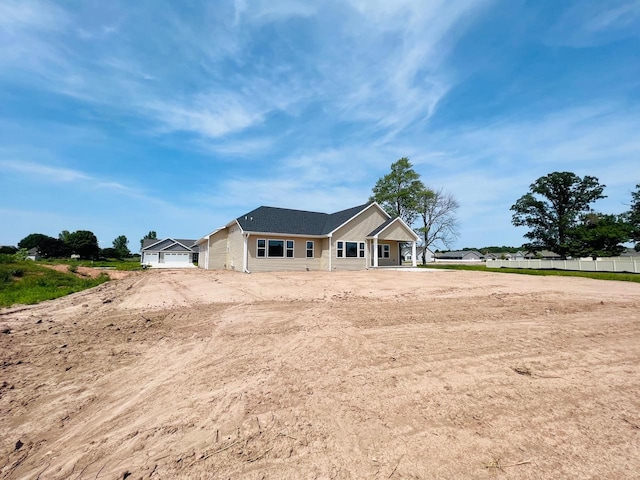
[
  {"left": 27, "top": 247, "right": 41, "bottom": 261},
  {"left": 402, "top": 245, "right": 434, "bottom": 263},
  {"left": 524, "top": 250, "right": 561, "bottom": 260},
  {"left": 197, "top": 202, "right": 420, "bottom": 272},
  {"left": 140, "top": 238, "right": 199, "bottom": 268},
  {"left": 436, "top": 250, "right": 484, "bottom": 261}
]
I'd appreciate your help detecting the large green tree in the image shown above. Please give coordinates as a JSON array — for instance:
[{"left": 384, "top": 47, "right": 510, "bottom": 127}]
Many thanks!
[
  {"left": 630, "top": 183, "right": 640, "bottom": 250},
  {"left": 567, "top": 213, "right": 632, "bottom": 259},
  {"left": 140, "top": 230, "right": 157, "bottom": 249},
  {"left": 67, "top": 230, "right": 100, "bottom": 259},
  {"left": 416, "top": 188, "right": 459, "bottom": 264},
  {"left": 370, "top": 157, "right": 424, "bottom": 225},
  {"left": 112, "top": 235, "right": 130, "bottom": 259},
  {"left": 18, "top": 233, "right": 50, "bottom": 250},
  {"left": 510, "top": 172, "right": 606, "bottom": 258}
]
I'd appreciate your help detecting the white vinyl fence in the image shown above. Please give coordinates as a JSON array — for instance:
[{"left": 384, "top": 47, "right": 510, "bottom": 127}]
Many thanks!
[{"left": 487, "top": 258, "right": 640, "bottom": 274}]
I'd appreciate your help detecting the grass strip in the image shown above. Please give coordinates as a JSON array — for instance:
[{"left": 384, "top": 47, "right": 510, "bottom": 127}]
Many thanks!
[{"left": 418, "top": 263, "right": 640, "bottom": 283}]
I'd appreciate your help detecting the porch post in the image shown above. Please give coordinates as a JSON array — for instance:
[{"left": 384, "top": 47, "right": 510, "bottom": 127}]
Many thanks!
[
  {"left": 412, "top": 241, "right": 417, "bottom": 267},
  {"left": 373, "top": 237, "right": 379, "bottom": 268}
]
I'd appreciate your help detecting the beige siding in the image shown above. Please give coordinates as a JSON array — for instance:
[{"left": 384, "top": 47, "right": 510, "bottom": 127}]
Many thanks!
[
  {"left": 227, "top": 224, "right": 244, "bottom": 271},
  {"left": 319, "top": 238, "right": 330, "bottom": 271},
  {"left": 376, "top": 240, "right": 402, "bottom": 266},
  {"left": 247, "top": 235, "right": 324, "bottom": 272},
  {"left": 208, "top": 230, "right": 228, "bottom": 270},
  {"left": 379, "top": 221, "right": 416, "bottom": 241},
  {"left": 331, "top": 205, "right": 388, "bottom": 271}
]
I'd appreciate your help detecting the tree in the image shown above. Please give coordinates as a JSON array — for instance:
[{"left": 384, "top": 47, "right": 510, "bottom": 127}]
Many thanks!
[
  {"left": 510, "top": 172, "right": 606, "bottom": 258},
  {"left": 66, "top": 230, "right": 100, "bottom": 259},
  {"left": 101, "top": 247, "right": 119, "bottom": 259},
  {"left": 0, "top": 246, "right": 17, "bottom": 254},
  {"left": 140, "top": 230, "right": 157, "bottom": 249},
  {"left": 18, "top": 233, "right": 50, "bottom": 250},
  {"left": 112, "top": 235, "right": 130, "bottom": 259},
  {"left": 39, "top": 237, "right": 70, "bottom": 258},
  {"left": 567, "top": 213, "right": 632, "bottom": 259},
  {"left": 370, "top": 158, "right": 424, "bottom": 225},
  {"left": 630, "top": 184, "right": 640, "bottom": 250},
  {"left": 416, "top": 187, "right": 460, "bottom": 264},
  {"left": 58, "top": 230, "right": 71, "bottom": 244}
]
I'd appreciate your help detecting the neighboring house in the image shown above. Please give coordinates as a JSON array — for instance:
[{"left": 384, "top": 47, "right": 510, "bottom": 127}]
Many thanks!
[
  {"left": 140, "top": 238, "right": 199, "bottom": 268},
  {"left": 620, "top": 248, "right": 640, "bottom": 258},
  {"left": 524, "top": 250, "right": 561, "bottom": 260},
  {"left": 197, "top": 202, "right": 419, "bottom": 272},
  {"left": 402, "top": 245, "right": 434, "bottom": 263},
  {"left": 436, "top": 250, "right": 484, "bottom": 261},
  {"left": 27, "top": 247, "right": 41, "bottom": 261}
]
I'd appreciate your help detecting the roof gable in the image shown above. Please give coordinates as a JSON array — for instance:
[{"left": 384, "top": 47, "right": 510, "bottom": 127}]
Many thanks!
[{"left": 142, "top": 238, "right": 197, "bottom": 252}]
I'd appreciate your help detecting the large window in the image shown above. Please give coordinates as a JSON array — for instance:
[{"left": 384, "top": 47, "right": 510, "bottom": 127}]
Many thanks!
[
  {"left": 306, "top": 241, "right": 314, "bottom": 258},
  {"left": 337, "top": 241, "right": 366, "bottom": 258},
  {"left": 257, "top": 239, "right": 295, "bottom": 258},
  {"left": 268, "top": 240, "right": 284, "bottom": 257}
]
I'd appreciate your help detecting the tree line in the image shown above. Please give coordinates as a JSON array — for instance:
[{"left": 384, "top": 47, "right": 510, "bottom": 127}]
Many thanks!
[
  {"left": 4, "top": 231, "right": 131, "bottom": 260},
  {"left": 511, "top": 172, "right": 639, "bottom": 259}
]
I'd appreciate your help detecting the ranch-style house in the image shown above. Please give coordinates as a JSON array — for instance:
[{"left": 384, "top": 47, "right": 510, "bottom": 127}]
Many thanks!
[{"left": 197, "top": 202, "right": 420, "bottom": 272}]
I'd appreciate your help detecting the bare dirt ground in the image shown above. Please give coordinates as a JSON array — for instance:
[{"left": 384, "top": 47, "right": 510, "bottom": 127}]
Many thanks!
[
  {"left": 39, "top": 264, "right": 136, "bottom": 280},
  {"left": 1, "top": 269, "right": 639, "bottom": 479}
]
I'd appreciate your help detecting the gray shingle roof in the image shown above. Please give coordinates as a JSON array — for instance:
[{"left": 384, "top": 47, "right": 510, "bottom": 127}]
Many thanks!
[
  {"left": 141, "top": 238, "right": 197, "bottom": 251},
  {"left": 236, "top": 203, "right": 372, "bottom": 236}
]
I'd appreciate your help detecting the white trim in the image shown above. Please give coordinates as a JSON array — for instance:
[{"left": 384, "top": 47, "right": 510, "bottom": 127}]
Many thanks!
[
  {"left": 336, "top": 240, "right": 366, "bottom": 259},
  {"left": 328, "top": 234, "right": 332, "bottom": 270},
  {"left": 305, "top": 240, "right": 314, "bottom": 258},
  {"left": 242, "top": 231, "right": 325, "bottom": 239},
  {"left": 366, "top": 217, "right": 420, "bottom": 241},
  {"left": 256, "top": 238, "right": 296, "bottom": 258}
]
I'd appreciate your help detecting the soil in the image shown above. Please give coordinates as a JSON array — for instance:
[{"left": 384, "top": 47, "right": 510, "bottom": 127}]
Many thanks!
[
  {"left": 1, "top": 269, "right": 639, "bottom": 479},
  {"left": 39, "top": 264, "right": 136, "bottom": 280}
]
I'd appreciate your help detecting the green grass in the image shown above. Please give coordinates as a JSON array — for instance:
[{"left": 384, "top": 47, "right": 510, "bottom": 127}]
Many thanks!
[
  {"left": 418, "top": 263, "right": 640, "bottom": 283},
  {"left": 41, "top": 258, "right": 144, "bottom": 271},
  {"left": 0, "top": 260, "right": 110, "bottom": 308}
]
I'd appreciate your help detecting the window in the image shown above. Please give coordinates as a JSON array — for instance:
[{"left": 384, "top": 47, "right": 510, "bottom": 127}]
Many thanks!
[
  {"left": 257, "top": 239, "right": 266, "bottom": 258},
  {"left": 286, "top": 240, "right": 294, "bottom": 258},
  {"left": 337, "top": 240, "right": 366, "bottom": 258},
  {"left": 268, "top": 240, "right": 284, "bottom": 257},
  {"left": 377, "top": 244, "right": 390, "bottom": 258},
  {"left": 306, "top": 241, "right": 314, "bottom": 258}
]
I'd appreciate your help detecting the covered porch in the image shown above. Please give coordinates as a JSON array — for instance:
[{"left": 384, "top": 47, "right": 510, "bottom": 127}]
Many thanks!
[{"left": 366, "top": 217, "right": 419, "bottom": 268}]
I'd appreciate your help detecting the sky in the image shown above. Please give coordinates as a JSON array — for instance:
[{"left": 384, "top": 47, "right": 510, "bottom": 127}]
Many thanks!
[{"left": 1, "top": 0, "right": 639, "bottom": 251}]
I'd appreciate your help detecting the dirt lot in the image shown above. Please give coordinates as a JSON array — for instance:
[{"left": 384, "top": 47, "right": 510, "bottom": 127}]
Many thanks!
[{"left": 1, "top": 269, "right": 639, "bottom": 479}]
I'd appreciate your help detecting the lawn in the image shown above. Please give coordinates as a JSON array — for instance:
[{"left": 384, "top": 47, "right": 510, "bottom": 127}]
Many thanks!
[
  {"left": 419, "top": 263, "right": 640, "bottom": 283},
  {"left": 0, "top": 259, "right": 110, "bottom": 308},
  {"left": 40, "top": 257, "right": 144, "bottom": 271}
]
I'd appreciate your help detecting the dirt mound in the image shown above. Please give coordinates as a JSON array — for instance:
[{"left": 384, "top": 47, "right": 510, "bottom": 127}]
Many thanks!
[{"left": 1, "top": 269, "right": 639, "bottom": 478}]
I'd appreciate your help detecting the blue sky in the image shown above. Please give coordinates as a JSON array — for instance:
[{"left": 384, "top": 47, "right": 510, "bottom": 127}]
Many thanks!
[{"left": 1, "top": 0, "right": 639, "bottom": 250}]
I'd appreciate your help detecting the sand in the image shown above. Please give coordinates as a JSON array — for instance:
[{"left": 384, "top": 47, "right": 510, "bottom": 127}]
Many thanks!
[{"left": 1, "top": 268, "right": 639, "bottom": 479}]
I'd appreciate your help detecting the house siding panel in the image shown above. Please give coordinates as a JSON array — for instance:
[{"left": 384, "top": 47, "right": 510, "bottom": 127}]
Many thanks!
[
  {"left": 227, "top": 225, "right": 244, "bottom": 271},
  {"left": 209, "top": 230, "right": 227, "bottom": 270},
  {"left": 247, "top": 235, "right": 323, "bottom": 272},
  {"left": 332, "top": 206, "right": 388, "bottom": 270},
  {"left": 378, "top": 222, "right": 415, "bottom": 241}
]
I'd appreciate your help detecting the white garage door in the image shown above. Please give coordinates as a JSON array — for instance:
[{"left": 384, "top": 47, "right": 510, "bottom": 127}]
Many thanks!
[
  {"left": 161, "top": 252, "right": 190, "bottom": 264},
  {"left": 143, "top": 252, "right": 159, "bottom": 264}
]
